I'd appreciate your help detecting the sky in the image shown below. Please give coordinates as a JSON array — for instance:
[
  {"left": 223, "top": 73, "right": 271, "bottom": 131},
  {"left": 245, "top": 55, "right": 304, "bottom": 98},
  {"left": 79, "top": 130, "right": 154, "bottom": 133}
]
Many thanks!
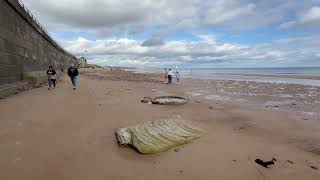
[{"left": 21, "top": 0, "right": 320, "bottom": 68}]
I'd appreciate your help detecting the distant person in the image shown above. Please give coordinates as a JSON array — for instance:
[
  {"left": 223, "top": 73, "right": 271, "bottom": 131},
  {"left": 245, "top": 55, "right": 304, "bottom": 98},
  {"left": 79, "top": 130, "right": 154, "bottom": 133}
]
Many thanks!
[
  {"left": 164, "top": 68, "right": 168, "bottom": 84},
  {"left": 47, "top": 66, "right": 56, "bottom": 90},
  {"left": 168, "top": 69, "right": 173, "bottom": 84},
  {"left": 68, "top": 64, "right": 79, "bottom": 90},
  {"left": 175, "top": 70, "right": 180, "bottom": 84}
]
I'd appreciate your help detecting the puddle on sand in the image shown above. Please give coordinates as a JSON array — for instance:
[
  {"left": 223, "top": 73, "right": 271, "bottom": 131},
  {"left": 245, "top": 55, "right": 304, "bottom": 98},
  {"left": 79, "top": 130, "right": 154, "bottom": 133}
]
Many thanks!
[
  {"left": 205, "top": 95, "right": 231, "bottom": 101},
  {"left": 155, "top": 97, "right": 187, "bottom": 104},
  {"left": 263, "top": 100, "right": 296, "bottom": 107}
]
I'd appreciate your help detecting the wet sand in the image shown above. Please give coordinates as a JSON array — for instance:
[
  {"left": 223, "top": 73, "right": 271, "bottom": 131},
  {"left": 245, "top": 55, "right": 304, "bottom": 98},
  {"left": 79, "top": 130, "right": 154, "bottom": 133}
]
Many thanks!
[{"left": 0, "top": 69, "right": 319, "bottom": 180}]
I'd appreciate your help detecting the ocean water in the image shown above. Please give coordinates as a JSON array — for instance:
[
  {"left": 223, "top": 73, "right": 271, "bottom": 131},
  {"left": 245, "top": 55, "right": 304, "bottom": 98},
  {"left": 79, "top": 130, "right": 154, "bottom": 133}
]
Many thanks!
[{"left": 130, "top": 67, "right": 320, "bottom": 86}]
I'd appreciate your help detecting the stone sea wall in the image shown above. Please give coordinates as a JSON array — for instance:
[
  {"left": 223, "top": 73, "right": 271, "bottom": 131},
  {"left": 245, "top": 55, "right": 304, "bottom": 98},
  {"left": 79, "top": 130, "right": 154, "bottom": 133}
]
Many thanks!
[{"left": 0, "top": 0, "right": 77, "bottom": 88}]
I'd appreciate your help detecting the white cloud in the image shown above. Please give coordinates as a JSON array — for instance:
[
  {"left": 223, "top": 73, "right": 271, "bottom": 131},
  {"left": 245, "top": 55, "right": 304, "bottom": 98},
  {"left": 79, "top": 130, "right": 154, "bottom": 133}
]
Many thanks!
[
  {"left": 280, "top": 6, "right": 320, "bottom": 28},
  {"left": 204, "top": 2, "right": 255, "bottom": 25},
  {"left": 60, "top": 35, "right": 319, "bottom": 67},
  {"left": 20, "top": 0, "right": 320, "bottom": 67},
  {"left": 22, "top": 0, "right": 319, "bottom": 35}
]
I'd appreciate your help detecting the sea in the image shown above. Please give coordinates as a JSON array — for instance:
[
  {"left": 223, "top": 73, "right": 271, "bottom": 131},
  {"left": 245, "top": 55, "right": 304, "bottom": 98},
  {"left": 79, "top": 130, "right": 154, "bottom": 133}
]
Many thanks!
[{"left": 129, "top": 67, "right": 320, "bottom": 86}]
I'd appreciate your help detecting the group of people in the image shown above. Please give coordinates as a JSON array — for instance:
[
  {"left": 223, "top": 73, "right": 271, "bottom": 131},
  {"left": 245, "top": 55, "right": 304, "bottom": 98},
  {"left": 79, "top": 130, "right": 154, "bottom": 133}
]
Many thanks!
[
  {"left": 164, "top": 68, "right": 180, "bottom": 84},
  {"left": 46, "top": 64, "right": 79, "bottom": 90}
]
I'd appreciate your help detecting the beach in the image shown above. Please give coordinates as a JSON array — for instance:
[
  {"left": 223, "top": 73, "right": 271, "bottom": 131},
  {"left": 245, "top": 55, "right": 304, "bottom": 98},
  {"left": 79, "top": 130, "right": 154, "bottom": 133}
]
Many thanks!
[{"left": 0, "top": 68, "right": 319, "bottom": 180}]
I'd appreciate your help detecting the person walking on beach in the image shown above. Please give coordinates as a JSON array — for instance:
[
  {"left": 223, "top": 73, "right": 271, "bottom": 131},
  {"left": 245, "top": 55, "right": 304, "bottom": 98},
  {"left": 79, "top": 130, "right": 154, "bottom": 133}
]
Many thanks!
[
  {"left": 164, "top": 68, "right": 168, "bottom": 84},
  {"left": 47, "top": 66, "right": 57, "bottom": 90},
  {"left": 167, "top": 69, "right": 173, "bottom": 84},
  {"left": 68, "top": 64, "right": 79, "bottom": 90}
]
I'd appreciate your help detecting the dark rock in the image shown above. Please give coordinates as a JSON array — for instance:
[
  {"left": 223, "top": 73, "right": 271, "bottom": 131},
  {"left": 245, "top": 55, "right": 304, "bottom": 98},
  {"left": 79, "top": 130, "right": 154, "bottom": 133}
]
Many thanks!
[
  {"left": 255, "top": 159, "right": 275, "bottom": 168},
  {"left": 310, "top": 166, "right": 318, "bottom": 170},
  {"left": 209, "top": 106, "right": 213, "bottom": 109},
  {"left": 174, "top": 148, "right": 180, "bottom": 152}
]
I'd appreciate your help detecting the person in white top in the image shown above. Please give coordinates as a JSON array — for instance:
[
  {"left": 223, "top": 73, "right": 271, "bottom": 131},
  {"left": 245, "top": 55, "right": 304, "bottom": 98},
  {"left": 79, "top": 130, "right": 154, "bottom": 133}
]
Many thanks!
[{"left": 167, "top": 69, "right": 173, "bottom": 84}]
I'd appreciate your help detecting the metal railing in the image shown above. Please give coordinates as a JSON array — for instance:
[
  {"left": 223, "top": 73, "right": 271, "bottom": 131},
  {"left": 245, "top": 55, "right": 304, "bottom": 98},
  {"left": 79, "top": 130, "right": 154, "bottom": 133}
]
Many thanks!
[{"left": 17, "top": 0, "right": 76, "bottom": 58}]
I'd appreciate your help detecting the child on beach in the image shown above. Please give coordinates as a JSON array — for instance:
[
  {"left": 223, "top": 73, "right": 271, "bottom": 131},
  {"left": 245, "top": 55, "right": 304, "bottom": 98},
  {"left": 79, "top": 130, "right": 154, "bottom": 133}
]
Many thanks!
[{"left": 47, "top": 66, "right": 56, "bottom": 89}]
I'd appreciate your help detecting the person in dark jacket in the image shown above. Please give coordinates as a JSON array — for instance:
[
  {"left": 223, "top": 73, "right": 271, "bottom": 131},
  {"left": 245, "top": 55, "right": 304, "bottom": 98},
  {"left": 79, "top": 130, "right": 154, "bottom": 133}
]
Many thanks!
[
  {"left": 67, "top": 64, "right": 79, "bottom": 90},
  {"left": 47, "top": 66, "right": 56, "bottom": 89}
]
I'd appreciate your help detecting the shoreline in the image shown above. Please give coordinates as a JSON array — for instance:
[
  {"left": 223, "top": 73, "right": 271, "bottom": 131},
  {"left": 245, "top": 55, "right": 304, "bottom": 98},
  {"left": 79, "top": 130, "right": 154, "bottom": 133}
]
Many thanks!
[
  {"left": 85, "top": 69, "right": 320, "bottom": 121},
  {"left": 221, "top": 73, "right": 320, "bottom": 80}
]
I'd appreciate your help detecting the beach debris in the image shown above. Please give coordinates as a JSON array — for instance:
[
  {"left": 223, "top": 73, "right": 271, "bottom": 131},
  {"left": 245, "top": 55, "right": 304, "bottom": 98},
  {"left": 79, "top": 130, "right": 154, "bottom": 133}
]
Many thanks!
[
  {"left": 174, "top": 148, "right": 180, "bottom": 152},
  {"left": 286, "top": 160, "right": 294, "bottom": 164},
  {"left": 141, "top": 97, "right": 154, "bottom": 103},
  {"left": 310, "top": 165, "right": 318, "bottom": 170},
  {"left": 141, "top": 96, "right": 188, "bottom": 105},
  {"left": 255, "top": 159, "right": 275, "bottom": 168},
  {"left": 116, "top": 116, "right": 205, "bottom": 154}
]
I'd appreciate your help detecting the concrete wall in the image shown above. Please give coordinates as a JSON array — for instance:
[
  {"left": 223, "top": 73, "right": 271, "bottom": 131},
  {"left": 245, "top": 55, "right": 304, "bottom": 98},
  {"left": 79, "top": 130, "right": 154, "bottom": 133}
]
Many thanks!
[{"left": 0, "top": 0, "right": 77, "bottom": 86}]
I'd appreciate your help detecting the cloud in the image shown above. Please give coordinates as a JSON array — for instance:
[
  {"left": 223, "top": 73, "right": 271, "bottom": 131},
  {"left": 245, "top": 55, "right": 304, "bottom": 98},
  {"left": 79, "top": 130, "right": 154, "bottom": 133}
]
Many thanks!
[
  {"left": 280, "top": 6, "right": 320, "bottom": 29},
  {"left": 22, "top": 0, "right": 319, "bottom": 35},
  {"left": 59, "top": 35, "right": 320, "bottom": 67},
  {"left": 20, "top": 0, "right": 320, "bottom": 67},
  {"left": 141, "top": 36, "right": 164, "bottom": 47}
]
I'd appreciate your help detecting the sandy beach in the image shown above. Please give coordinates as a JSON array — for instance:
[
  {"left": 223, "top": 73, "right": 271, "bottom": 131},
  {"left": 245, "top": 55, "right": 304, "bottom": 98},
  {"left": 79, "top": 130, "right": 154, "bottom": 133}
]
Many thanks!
[{"left": 0, "top": 68, "right": 319, "bottom": 180}]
